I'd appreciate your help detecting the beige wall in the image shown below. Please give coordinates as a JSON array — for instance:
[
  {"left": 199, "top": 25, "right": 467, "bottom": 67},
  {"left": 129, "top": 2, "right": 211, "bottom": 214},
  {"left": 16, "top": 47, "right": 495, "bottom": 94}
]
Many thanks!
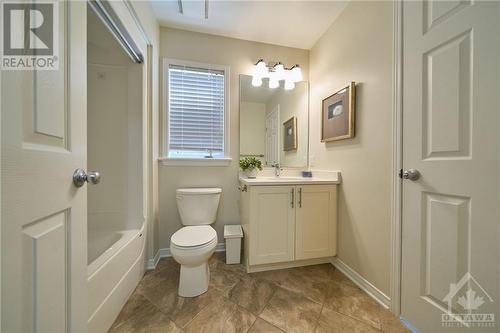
[
  {"left": 309, "top": 1, "right": 393, "bottom": 294},
  {"left": 159, "top": 28, "right": 309, "bottom": 247},
  {"left": 157, "top": 2, "right": 394, "bottom": 296}
]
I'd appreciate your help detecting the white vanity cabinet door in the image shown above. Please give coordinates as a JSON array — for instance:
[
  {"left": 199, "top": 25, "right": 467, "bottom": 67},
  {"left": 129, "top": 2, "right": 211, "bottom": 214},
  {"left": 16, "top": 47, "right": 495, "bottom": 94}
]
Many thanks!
[
  {"left": 295, "top": 185, "right": 337, "bottom": 260},
  {"left": 249, "top": 186, "right": 296, "bottom": 265}
]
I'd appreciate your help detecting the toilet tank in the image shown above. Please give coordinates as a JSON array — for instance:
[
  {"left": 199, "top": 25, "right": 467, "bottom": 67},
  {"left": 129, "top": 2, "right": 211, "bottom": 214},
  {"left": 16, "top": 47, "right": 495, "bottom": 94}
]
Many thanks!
[{"left": 176, "top": 188, "right": 222, "bottom": 225}]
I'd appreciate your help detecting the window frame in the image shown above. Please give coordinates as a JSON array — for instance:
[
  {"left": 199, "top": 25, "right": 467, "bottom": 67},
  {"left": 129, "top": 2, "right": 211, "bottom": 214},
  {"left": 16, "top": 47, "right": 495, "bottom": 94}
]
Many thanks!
[{"left": 161, "top": 58, "right": 231, "bottom": 166}]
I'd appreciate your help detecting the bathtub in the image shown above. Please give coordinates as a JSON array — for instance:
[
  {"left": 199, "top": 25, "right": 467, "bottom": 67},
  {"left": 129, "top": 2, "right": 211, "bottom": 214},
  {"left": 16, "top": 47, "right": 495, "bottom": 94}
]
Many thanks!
[{"left": 87, "top": 224, "right": 146, "bottom": 332}]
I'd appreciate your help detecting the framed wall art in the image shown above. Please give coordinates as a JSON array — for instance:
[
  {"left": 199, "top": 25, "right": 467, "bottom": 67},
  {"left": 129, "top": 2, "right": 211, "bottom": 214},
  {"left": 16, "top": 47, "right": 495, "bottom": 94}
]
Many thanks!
[
  {"left": 321, "top": 82, "right": 356, "bottom": 142},
  {"left": 283, "top": 116, "right": 297, "bottom": 151}
]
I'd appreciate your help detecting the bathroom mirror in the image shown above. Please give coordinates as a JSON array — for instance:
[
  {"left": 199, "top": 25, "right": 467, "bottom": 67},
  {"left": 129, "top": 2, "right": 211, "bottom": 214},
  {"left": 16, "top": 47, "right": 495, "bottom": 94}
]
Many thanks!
[{"left": 239, "top": 74, "right": 309, "bottom": 168}]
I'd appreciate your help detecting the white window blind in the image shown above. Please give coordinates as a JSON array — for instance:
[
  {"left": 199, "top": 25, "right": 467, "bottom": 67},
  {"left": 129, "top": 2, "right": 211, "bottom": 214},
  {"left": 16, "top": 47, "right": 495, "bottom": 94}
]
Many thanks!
[{"left": 168, "top": 64, "right": 225, "bottom": 158}]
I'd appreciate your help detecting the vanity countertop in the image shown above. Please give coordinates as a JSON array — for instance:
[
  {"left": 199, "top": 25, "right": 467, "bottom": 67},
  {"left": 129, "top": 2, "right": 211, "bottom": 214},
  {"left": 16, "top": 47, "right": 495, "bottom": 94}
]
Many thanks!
[{"left": 239, "top": 170, "right": 341, "bottom": 186}]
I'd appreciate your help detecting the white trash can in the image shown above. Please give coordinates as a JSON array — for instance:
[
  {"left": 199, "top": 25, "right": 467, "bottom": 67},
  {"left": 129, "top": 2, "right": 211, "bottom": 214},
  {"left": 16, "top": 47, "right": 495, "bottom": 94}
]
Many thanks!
[{"left": 224, "top": 225, "right": 243, "bottom": 264}]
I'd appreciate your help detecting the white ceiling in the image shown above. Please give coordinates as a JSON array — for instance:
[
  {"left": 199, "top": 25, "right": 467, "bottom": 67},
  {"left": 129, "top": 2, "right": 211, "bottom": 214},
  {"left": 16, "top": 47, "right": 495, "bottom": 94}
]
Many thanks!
[{"left": 150, "top": 0, "right": 349, "bottom": 50}]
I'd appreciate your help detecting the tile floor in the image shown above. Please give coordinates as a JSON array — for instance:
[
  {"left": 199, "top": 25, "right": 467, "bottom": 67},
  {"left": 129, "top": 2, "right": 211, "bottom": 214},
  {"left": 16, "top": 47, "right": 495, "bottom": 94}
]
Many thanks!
[{"left": 110, "top": 253, "right": 410, "bottom": 333}]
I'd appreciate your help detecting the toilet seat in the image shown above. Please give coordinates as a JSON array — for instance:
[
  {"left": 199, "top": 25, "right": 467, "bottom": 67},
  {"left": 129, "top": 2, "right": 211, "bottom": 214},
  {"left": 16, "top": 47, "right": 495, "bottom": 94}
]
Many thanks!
[{"left": 171, "top": 225, "right": 217, "bottom": 249}]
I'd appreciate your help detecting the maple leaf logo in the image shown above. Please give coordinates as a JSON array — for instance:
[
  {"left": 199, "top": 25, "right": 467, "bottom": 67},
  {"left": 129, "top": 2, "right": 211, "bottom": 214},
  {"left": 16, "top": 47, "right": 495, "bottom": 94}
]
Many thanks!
[{"left": 457, "top": 289, "right": 485, "bottom": 311}]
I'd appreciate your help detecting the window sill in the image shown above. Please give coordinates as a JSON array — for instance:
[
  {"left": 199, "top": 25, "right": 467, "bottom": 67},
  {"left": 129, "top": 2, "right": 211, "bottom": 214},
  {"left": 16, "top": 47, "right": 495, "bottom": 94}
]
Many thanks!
[{"left": 159, "top": 157, "right": 232, "bottom": 167}]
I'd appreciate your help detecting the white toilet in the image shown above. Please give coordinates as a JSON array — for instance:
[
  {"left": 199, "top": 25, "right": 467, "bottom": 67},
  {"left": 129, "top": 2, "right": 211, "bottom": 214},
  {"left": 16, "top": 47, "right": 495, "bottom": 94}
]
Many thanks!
[{"left": 170, "top": 187, "right": 221, "bottom": 297}]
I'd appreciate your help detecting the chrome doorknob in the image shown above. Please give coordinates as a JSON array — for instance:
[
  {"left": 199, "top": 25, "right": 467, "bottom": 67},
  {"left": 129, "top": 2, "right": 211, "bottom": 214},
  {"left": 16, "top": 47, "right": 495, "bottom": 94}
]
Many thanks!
[
  {"left": 402, "top": 169, "right": 420, "bottom": 181},
  {"left": 87, "top": 171, "right": 101, "bottom": 184},
  {"left": 73, "top": 169, "right": 101, "bottom": 187}
]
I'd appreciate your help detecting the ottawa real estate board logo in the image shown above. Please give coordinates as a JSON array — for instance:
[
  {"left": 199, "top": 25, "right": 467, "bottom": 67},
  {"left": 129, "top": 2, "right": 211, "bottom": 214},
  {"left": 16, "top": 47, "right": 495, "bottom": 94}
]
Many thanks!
[
  {"left": 441, "top": 272, "right": 495, "bottom": 328},
  {"left": 1, "top": 1, "right": 59, "bottom": 70}
]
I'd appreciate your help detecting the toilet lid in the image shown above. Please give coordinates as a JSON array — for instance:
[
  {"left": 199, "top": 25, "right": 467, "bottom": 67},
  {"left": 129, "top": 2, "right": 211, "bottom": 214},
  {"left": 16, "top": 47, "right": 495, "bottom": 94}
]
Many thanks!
[{"left": 171, "top": 226, "right": 217, "bottom": 247}]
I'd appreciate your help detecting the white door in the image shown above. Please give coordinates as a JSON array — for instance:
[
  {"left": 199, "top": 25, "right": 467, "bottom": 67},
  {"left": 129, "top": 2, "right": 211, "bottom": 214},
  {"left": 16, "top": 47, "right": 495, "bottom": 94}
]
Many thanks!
[
  {"left": 249, "top": 186, "right": 295, "bottom": 265},
  {"left": 295, "top": 185, "right": 337, "bottom": 260},
  {"left": 401, "top": 1, "right": 499, "bottom": 331},
  {"left": 1, "top": 2, "right": 88, "bottom": 332},
  {"left": 265, "top": 105, "right": 279, "bottom": 166}
]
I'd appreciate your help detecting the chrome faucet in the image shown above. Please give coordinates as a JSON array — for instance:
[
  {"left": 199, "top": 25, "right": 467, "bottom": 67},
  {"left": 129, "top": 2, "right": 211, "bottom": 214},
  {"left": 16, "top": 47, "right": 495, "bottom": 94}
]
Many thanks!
[{"left": 271, "top": 163, "right": 281, "bottom": 177}]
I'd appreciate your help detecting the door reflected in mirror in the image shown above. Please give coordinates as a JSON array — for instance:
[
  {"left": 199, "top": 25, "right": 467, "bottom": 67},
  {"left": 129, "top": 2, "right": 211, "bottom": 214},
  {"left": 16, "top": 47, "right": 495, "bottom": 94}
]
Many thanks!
[{"left": 239, "top": 75, "right": 309, "bottom": 168}]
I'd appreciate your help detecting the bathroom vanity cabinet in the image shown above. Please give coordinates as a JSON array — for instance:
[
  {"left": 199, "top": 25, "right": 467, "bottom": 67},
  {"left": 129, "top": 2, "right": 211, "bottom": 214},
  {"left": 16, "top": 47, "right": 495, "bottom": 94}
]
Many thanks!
[{"left": 239, "top": 181, "right": 338, "bottom": 272}]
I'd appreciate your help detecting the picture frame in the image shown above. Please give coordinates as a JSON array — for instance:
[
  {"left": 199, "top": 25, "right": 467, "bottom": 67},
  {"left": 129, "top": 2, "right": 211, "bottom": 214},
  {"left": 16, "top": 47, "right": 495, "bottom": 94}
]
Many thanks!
[
  {"left": 283, "top": 116, "right": 297, "bottom": 151},
  {"left": 321, "top": 82, "right": 356, "bottom": 142}
]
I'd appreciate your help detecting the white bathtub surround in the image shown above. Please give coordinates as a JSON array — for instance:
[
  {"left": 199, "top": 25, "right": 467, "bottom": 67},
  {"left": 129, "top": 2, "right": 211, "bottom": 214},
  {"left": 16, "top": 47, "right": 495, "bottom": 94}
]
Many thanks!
[
  {"left": 86, "top": 6, "right": 148, "bottom": 332},
  {"left": 87, "top": 226, "right": 146, "bottom": 332},
  {"left": 88, "top": 228, "right": 144, "bottom": 277}
]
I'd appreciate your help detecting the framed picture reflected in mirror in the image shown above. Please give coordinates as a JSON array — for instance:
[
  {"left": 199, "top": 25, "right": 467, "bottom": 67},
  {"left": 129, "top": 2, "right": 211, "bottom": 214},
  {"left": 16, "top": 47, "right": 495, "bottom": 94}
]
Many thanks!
[{"left": 283, "top": 116, "right": 297, "bottom": 151}]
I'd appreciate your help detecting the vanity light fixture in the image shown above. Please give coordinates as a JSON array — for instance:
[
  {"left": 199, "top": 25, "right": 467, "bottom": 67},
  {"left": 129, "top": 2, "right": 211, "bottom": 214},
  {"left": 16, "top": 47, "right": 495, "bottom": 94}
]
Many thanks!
[
  {"left": 251, "top": 76, "right": 262, "bottom": 87},
  {"left": 251, "top": 60, "right": 302, "bottom": 90},
  {"left": 284, "top": 80, "right": 295, "bottom": 90},
  {"left": 290, "top": 64, "right": 303, "bottom": 82},
  {"left": 253, "top": 59, "right": 268, "bottom": 77},
  {"left": 274, "top": 62, "right": 285, "bottom": 77},
  {"left": 269, "top": 78, "right": 279, "bottom": 89}
]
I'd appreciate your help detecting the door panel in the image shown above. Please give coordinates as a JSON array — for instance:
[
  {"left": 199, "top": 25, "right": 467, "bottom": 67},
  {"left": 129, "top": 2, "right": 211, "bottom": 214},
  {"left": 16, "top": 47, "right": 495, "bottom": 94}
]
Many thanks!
[
  {"left": 33, "top": 71, "right": 66, "bottom": 140},
  {"left": 424, "top": 0, "right": 472, "bottom": 32},
  {"left": 22, "top": 210, "right": 69, "bottom": 332},
  {"left": 23, "top": 3, "right": 68, "bottom": 150},
  {"left": 295, "top": 185, "right": 337, "bottom": 260},
  {"left": 421, "top": 193, "right": 469, "bottom": 308},
  {"left": 422, "top": 30, "right": 471, "bottom": 159},
  {"left": 1, "top": 2, "right": 87, "bottom": 331},
  {"left": 401, "top": 1, "right": 499, "bottom": 331},
  {"left": 265, "top": 105, "right": 279, "bottom": 166},
  {"left": 249, "top": 185, "right": 295, "bottom": 265}
]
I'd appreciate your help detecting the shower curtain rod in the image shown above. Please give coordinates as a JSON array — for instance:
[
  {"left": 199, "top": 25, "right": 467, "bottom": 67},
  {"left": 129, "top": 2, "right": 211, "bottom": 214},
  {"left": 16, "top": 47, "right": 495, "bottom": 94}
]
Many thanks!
[{"left": 89, "top": 0, "right": 144, "bottom": 64}]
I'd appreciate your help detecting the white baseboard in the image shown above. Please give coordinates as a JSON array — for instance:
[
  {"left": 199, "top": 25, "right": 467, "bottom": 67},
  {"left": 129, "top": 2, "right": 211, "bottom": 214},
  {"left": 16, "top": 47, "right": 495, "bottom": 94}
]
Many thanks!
[
  {"left": 331, "top": 257, "right": 391, "bottom": 309},
  {"left": 159, "top": 247, "right": 171, "bottom": 258},
  {"left": 146, "top": 243, "right": 226, "bottom": 270},
  {"left": 145, "top": 249, "right": 161, "bottom": 270},
  {"left": 215, "top": 242, "right": 226, "bottom": 253}
]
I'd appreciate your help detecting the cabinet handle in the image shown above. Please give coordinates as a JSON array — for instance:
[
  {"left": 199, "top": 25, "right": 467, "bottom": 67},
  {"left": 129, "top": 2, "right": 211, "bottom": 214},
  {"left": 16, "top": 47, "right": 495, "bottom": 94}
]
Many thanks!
[
  {"left": 291, "top": 188, "right": 294, "bottom": 208},
  {"left": 298, "top": 188, "right": 302, "bottom": 208}
]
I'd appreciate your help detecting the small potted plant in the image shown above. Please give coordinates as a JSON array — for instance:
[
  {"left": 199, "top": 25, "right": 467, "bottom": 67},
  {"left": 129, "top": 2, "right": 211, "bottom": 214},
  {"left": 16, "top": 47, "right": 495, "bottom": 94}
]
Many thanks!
[{"left": 239, "top": 157, "right": 263, "bottom": 179}]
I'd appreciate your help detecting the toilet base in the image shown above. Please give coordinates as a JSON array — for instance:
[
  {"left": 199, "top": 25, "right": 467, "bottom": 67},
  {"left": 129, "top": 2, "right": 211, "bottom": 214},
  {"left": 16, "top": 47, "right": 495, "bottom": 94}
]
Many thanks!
[{"left": 178, "top": 263, "right": 210, "bottom": 297}]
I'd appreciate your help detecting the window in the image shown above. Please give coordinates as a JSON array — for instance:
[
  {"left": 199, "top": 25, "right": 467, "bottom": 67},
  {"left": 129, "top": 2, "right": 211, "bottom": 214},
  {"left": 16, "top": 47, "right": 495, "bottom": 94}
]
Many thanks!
[{"left": 163, "top": 59, "right": 229, "bottom": 163}]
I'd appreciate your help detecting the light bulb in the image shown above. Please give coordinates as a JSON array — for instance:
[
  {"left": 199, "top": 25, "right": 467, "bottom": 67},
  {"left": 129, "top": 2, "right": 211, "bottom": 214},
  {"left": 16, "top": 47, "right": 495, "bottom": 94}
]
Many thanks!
[
  {"left": 253, "top": 59, "right": 267, "bottom": 77},
  {"left": 252, "top": 76, "right": 262, "bottom": 87},
  {"left": 290, "top": 64, "right": 302, "bottom": 82},
  {"left": 269, "top": 78, "right": 279, "bottom": 89},
  {"left": 284, "top": 80, "right": 295, "bottom": 90},
  {"left": 274, "top": 62, "right": 285, "bottom": 80}
]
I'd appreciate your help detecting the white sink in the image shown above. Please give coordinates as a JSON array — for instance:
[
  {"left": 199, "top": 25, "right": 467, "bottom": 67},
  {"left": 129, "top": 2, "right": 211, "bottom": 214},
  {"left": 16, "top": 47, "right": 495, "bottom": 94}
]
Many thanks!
[
  {"left": 239, "top": 175, "right": 340, "bottom": 186},
  {"left": 267, "top": 177, "right": 303, "bottom": 180}
]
